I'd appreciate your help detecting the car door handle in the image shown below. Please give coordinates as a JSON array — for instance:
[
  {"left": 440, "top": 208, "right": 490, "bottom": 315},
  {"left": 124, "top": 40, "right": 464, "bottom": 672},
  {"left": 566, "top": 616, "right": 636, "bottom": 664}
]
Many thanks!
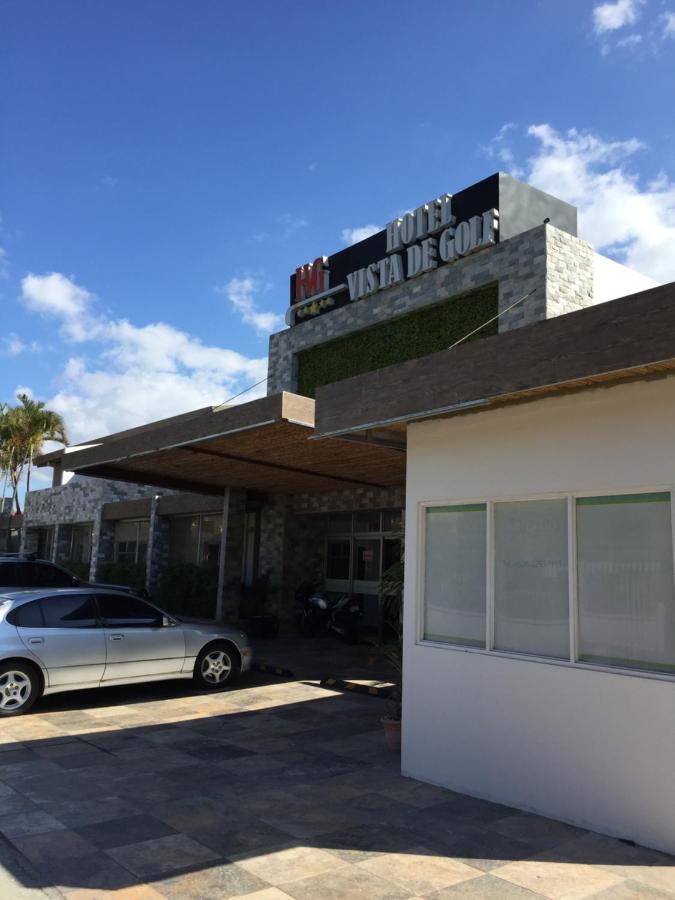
[
  {"left": 109, "top": 634, "right": 124, "bottom": 641},
  {"left": 28, "top": 637, "right": 44, "bottom": 645}
]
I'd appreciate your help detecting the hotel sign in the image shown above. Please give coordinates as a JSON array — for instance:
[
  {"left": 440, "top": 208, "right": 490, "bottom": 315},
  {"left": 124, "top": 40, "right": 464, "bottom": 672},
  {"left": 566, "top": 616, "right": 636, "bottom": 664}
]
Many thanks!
[{"left": 288, "top": 190, "right": 499, "bottom": 325}]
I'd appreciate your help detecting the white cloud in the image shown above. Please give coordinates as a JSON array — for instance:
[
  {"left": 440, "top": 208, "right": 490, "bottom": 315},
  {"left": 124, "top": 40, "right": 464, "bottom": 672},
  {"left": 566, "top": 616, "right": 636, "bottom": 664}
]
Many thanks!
[
  {"left": 615, "top": 32, "right": 643, "bottom": 47},
  {"left": 217, "top": 277, "right": 284, "bottom": 336},
  {"left": 663, "top": 12, "right": 675, "bottom": 36},
  {"left": 525, "top": 124, "right": 675, "bottom": 282},
  {"left": 0, "top": 247, "right": 8, "bottom": 279},
  {"left": 341, "top": 224, "right": 381, "bottom": 245},
  {"left": 593, "top": 0, "right": 643, "bottom": 34},
  {"left": 2, "top": 334, "right": 40, "bottom": 356},
  {"left": 19, "top": 272, "right": 268, "bottom": 444},
  {"left": 277, "top": 213, "right": 307, "bottom": 239},
  {"left": 482, "top": 124, "right": 525, "bottom": 179},
  {"left": 21, "top": 272, "right": 97, "bottom": 340}
]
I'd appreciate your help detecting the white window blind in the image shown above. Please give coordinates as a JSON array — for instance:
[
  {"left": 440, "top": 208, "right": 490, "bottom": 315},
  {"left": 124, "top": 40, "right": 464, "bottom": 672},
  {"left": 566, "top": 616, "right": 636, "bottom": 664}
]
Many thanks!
[
  {"left": 424, "top": 505, "right": 486, "bottom": 647},
  {"left": 494, "top": 499, "right": 569, "bottom": 659},
  {"left": 577, "top": 493, "right": 675, "bottom": 674}
]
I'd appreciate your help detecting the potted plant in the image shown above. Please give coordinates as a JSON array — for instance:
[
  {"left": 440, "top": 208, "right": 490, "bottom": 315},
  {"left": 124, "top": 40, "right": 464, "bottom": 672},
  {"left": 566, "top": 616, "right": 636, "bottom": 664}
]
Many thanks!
[
  {"left": 379, "top": 556, "right": 404, "bottom": 751},
  {"left": 380, "top": 640, "right": 402, "bottom": 750}
]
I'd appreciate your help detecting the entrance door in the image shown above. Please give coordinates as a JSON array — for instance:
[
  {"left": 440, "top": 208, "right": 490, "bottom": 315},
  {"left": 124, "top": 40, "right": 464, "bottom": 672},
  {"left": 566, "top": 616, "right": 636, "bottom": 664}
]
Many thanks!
[{"left": 353, "top": 538, "right": 381, "bottom": 627}]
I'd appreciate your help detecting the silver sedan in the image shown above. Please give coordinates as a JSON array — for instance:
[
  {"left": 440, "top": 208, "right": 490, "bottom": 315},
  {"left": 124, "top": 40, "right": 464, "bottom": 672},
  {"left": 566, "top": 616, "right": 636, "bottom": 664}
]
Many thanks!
[{"left": 0, "top": 588, "right": 252, "bottom": 716}]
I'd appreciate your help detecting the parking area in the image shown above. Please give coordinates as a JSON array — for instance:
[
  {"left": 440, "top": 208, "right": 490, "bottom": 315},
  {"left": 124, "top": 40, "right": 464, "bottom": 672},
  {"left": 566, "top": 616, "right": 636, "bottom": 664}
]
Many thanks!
[{"left": 1, "top": 666, "right": 674, "bottom": 899}]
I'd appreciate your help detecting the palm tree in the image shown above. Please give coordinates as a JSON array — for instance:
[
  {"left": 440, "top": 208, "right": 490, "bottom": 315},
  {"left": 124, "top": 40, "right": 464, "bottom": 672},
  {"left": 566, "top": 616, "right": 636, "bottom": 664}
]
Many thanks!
[{"left": 1, "top": 395, "right": 68, "bottom": 549}]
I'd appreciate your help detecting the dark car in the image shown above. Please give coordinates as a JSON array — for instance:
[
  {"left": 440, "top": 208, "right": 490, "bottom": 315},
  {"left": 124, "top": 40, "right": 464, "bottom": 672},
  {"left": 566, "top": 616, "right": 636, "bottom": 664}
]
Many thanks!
[{"left": 0, "top": 554, "right": 148, "bottom": 598}]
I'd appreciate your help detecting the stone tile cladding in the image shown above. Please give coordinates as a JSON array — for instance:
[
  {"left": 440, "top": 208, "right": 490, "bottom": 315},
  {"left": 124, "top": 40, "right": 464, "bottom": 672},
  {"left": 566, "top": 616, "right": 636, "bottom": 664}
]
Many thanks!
[
  {"left": 267, "top": 224, "right": 595, "bottom": 393},
  {"left": 23, "top": 477, "right": 165, "bottom": 528}
]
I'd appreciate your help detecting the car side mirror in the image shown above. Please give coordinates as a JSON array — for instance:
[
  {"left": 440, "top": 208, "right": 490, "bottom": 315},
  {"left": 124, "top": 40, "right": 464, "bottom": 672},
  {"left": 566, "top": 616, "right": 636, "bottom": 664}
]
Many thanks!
[
  {"left": 162, "top": 615, "right": 176, "bottom": 627},
  {"left": 71, "top": 576, "right": 81, "bottom": 586}
]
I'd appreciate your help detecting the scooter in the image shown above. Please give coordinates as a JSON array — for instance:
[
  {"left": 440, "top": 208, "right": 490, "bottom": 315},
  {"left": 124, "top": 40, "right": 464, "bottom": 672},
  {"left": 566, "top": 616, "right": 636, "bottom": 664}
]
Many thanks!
[{"left": 295, "top": 582, "right": 362, "bottom": 644}]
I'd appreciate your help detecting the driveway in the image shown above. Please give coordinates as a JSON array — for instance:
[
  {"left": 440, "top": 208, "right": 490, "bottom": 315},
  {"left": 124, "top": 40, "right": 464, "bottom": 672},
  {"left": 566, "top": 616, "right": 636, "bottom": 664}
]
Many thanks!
[{"left": 0, "top": 671, "right": 674, "bottom": 899}]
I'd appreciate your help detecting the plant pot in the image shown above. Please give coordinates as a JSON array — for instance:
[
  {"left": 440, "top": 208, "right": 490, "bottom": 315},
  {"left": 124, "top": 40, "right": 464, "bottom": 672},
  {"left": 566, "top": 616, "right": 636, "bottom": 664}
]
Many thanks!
[{"left": 381, "top": 717, "right": 401, "bottom": 752}]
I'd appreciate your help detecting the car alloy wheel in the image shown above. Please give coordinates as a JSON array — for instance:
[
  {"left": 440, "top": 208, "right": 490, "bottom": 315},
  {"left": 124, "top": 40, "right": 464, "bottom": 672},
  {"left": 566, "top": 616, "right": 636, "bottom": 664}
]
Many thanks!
[
  {"left": 0, "top": 669, "right": 32, "bottom": 713},
  {"left": 200, "top": 649, "right": 232, "bottom": 685}
]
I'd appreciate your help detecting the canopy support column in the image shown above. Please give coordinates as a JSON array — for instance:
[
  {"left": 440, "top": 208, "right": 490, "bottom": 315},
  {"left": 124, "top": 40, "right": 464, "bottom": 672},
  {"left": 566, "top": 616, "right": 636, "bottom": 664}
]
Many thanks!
[{"left": 215, "top": 488, "right": 230, "bottom": 621}]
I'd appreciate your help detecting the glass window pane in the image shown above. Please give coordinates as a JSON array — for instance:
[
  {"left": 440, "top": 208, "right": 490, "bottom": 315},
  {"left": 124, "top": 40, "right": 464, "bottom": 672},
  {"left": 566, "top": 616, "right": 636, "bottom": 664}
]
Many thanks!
[
  {"left": 8, "top": 600, "right": 44, "bottom": 628},
  {"left": 30, "top": 563, "right": 73, "bottom": 588},
  {"left": 41, "top": 595, "right": 98, "bottom": 628},
  {"left": 327, "top": 513, "right": 352, "bottom": 534},
  {"left": 200, "top": 515, "right": 222, "bottom": 567},
  {"left": 354, "top": 511, "right": 381, "bottom": 533},
  {"left": 424, "top": 505, "right": 486, "bottom": 647},
  {"left": 494, "top": 499, "right": 569, "bottom": 659},
  {"left": 382, "top": 509, "right": 403, "bottom": 533},
  {"left": 355, "top": 539, "right": 380, "bottom": 581},
  {"left": 577, "top": 493, "right": 675, "bottom": 674},
  {"left": 169, "top": 516, "right": 199, "bottom": 564},
  {"left": 326, "top": 539, "right": 351, "bottom": 580},
  {"left": 97, "top": 594, "right": 162, "bottom": 628}
]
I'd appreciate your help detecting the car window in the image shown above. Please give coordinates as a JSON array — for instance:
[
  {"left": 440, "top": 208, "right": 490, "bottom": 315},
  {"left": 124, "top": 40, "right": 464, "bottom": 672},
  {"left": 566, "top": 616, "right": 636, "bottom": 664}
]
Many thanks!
[
  {"left": 7, "top": 599, "right": 45, "bottom": 628},
  {"left": 96, "top": 594, "right": 162, "bottom": 628},
  {"left": 40, "top": 594, "right": 99, "bottom": 629},
  {"left": 0, "top": 563, "right": 29, "bottom": 587},
  {"left": 0, "top": 562, "right": 74, "bottom": 589},
  {"left": 29, "top": 563, "right": 75, "bottom": 589}
]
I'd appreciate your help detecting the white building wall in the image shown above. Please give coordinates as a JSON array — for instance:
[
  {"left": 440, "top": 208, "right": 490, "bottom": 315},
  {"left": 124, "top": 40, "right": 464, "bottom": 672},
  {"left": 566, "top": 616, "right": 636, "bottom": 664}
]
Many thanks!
[
  {"left": 403, "top": 376, "right": 675, "bottom": 855},
  {"left": 593, "top": 252, "right": 659, "bottom": 304}
]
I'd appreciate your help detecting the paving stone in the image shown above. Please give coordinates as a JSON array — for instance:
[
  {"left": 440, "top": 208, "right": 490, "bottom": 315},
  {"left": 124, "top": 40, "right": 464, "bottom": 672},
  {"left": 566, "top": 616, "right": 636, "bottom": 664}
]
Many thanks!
[
  {"left": 75, "top": 814, "right": 177, "bottom": 850},
  {"left": 492, "top": 854, "right": 625, "bottom": 899},
  {"left": 0, "top": 810, "right": 67, "bottom": 838},
  {"left": 278, "top": 865, "right": 413, "bottom": 900},
  {"left": 239, "top": 845, "right": 346, "bottom": 885},
  {"left": 154, "top": 859, "right": 269, "bottom": 899},
  {"left": 429, "top": 873, "right": 546, "bottom": 897},
  {"left": 105, "top": 833, "right": 219, "bottom": 879},
  {"left": 357, "top": 847, "right": 481, "bottom": 894},
  {"left": 189, "top": 816, "right": 292, "bottom": 860}
]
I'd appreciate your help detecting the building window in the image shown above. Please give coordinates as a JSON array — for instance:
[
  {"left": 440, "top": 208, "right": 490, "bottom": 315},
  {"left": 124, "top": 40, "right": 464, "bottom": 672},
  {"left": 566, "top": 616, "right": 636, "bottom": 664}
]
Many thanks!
[
  {"left": 577, "top": 493, "right": 675, "bottom": 674},
  {"left": 422, "top": 491, "right": 675, "bottom": 678},
  {"left": 58, "top": 523, "right": 93, "bottom": 565},
  {"left": 168, "top": 513, "right": 222, "bottom": 567},
  {"left": 326, "top": 539, "right": 351, "bottom": 580},
  {"left": 114, "top": 520, "right": 149, "bottom": 566},
  {"left": 494, "top": 499, "right": 569, "bottom": 660},
  {"left": 424, "top": 505, "right": 486, "bottom": 647}
]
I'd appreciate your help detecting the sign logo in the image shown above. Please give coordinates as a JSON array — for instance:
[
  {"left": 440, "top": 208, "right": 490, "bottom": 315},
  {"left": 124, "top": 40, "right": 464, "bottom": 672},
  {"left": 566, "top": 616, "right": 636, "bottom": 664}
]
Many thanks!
[{"left": 295, "top": 257, "right": 329, "bottom": 302}]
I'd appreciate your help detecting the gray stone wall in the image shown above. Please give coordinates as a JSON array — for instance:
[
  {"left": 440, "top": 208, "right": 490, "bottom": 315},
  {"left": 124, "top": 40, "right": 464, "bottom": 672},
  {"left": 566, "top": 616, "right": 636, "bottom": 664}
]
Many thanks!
[
  {"left": 90, "top": 512, "right": 115, "bottom": 581},
  {"left": 24, "top": 477, "right": 164, "bottom": 529},
  {"left": 267, "top": 224, "right": 595, "bottom": 394}
]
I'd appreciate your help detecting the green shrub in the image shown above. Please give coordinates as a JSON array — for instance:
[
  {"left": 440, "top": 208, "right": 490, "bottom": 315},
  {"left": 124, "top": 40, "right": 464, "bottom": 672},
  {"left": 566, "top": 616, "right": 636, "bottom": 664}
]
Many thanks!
[
  {"left": 297, "top": 284, "right": 498, "bottom": 398},
  {"left": 97, "top": 562, "right": 146, "bottom": 591},
  {"left": 155, "top": 564, "right": 218, "bottom": 619}
]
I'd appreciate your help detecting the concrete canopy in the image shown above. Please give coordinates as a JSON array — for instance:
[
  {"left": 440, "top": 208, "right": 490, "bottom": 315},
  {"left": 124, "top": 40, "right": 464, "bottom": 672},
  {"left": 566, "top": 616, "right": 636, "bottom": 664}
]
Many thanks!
[{"left": 36, "top": 392, "right": 406, "bottom": 496}]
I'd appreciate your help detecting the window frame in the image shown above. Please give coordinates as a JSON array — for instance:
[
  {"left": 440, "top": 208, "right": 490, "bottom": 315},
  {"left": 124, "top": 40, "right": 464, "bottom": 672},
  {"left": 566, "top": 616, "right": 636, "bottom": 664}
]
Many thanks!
[{"left": 417, "top": 486, "right": 675, "bottom": 683}]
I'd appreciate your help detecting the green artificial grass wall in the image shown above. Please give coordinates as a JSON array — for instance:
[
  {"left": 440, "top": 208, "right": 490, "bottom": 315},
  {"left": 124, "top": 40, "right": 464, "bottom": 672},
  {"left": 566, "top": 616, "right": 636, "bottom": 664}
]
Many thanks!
[{"left": 297, "top": 283, "right": 498, "bottom": 398}]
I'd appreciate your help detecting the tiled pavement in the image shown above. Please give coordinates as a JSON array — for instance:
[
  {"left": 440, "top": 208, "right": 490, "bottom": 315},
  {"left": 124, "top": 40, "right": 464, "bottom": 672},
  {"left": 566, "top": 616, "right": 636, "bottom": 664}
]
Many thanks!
[{"left": 0, "top": 671, "right": 674, "bottom": 899}]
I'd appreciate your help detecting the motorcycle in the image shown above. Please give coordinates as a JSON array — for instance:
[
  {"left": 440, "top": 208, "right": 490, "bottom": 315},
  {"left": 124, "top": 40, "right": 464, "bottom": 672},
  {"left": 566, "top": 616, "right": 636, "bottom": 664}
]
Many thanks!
[{"left": 295, "top": 582, "right": 363, "bottom": 644}]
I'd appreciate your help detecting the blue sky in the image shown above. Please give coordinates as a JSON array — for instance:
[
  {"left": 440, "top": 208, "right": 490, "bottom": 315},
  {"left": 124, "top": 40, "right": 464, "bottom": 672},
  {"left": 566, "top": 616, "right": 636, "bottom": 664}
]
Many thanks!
[{"left": 1, "top": 0, "right": 674, "bottom": 471}]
